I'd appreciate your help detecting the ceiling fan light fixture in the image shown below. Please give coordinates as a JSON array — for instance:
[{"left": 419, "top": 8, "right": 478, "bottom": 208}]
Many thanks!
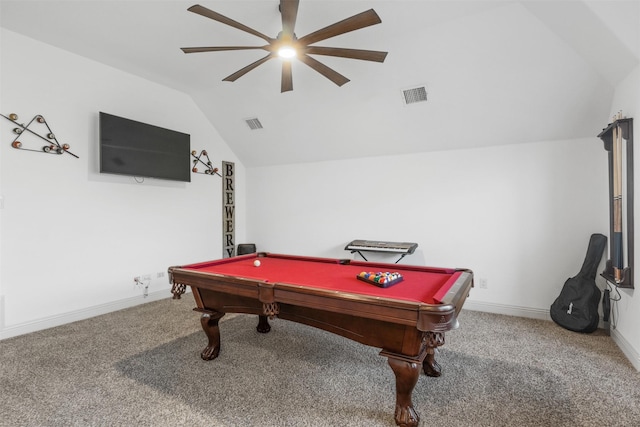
[
  {"left": 182, "top": 3, "right": 387, "bottom": 92},
  {"left": 278, "top": 46, "right": 297, "bottom": 59}
]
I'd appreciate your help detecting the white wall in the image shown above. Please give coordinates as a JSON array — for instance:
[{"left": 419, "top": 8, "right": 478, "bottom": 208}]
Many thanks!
[
  {"left": 609, "top": 64, "right": 640, "bottom": 369},
  {"left": 247, "top": 138, "right": 609, "bottom": 317},
  {"left": 0, "top": 25, "right": 4, "bottom": 332},
  {"left": 0, "top": 29, "right": 245, "bottom": 338}
]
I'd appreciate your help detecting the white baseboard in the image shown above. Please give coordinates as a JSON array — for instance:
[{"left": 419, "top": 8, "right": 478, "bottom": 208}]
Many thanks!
[
  {"left": 0, "top": 295, "right": 5, "bottom": 331},
  {"left": 0, "top": 289, "right": 173, "bottom": 340},
  {"left": 463, "top": 300, "right": 552, "bottom": 321},
  {"left": 611, "top": 327, "right": 640, "bottom": 371}
]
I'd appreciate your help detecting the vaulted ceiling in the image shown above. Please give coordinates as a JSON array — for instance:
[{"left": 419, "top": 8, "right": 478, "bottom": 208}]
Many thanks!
[{"left": 1, "top": 1, "right": 639, "bottom": 167}]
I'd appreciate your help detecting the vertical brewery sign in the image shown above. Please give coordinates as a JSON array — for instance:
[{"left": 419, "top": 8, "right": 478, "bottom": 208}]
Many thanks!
[{"left": 222, "top": 161, "right": 235, "bottom": 258}]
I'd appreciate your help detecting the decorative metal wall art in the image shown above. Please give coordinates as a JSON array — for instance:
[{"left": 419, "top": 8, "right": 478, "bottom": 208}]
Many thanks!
[
  {"left": 1, "top": 113, "right": 78, "bottom": 158},
  {"left": 191, "top": 150, "right": 221, "bottom": 176}
]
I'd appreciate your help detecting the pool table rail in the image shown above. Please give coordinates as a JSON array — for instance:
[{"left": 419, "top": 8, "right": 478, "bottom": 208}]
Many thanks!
[{"left": 169, "top": 266, "right": 473, "bottom": 333}]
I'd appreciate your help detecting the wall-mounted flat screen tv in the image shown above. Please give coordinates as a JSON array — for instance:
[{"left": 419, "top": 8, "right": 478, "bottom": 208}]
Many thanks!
[{"left": 99, "top": 112, "right": 191, "bottom": 182}]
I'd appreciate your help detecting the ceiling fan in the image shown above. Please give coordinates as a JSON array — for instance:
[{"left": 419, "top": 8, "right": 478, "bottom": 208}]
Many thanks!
[{"left": 181, "top": 1, "right": 388, "bottom": 92}]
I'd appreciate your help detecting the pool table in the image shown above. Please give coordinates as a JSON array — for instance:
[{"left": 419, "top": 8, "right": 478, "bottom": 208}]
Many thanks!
[{"left": 169, "top": 253, "right": 473, "bottom": 427}]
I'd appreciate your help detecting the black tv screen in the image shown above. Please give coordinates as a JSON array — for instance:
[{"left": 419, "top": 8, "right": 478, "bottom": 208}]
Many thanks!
[{"left": 99, "top": 112, "right": 191, "bottom": 182}]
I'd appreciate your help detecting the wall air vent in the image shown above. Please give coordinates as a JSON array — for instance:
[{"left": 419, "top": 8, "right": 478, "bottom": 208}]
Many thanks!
[
  {"left": 401, "top": 86, "right": 427, "bottom": 105},
  {"left": 245, "top": 118, "right": 263, "bottom": 130}
]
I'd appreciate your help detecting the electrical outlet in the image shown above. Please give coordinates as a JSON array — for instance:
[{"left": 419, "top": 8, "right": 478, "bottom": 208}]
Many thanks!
[
  {"left": 157, "top": 271, "right": 165, "bottom": 279},
  {"left": 478, "top": 278, "right": 488, "bottom": 289}
]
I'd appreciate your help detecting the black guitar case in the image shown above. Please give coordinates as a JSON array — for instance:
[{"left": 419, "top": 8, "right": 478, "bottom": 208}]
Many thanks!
[{"left": 550, "top": 234, "right": 607, "bottom": 333}]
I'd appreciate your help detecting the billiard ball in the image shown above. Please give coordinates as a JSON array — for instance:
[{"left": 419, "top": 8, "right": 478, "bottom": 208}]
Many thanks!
[{"left": 253, "top": 260, "right": 261, "bottom": 267}]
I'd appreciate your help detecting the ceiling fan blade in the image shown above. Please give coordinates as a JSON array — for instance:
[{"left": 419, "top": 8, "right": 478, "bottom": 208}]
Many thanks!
[
  {"left": 281, "top": 61, "right": 293, "bottom": 92},
  {"left": 298, "top": 9, "right": 382, "bottom": 46},
  {"left": 223, "top": 53, "right": 275, "bottom": 82},
  {"left": 188, "top": 4, "right": 274, "bottom": 43},
  {"left": 304, "top": 46, "right": 387, "bottom": 62},
  {"left": 181, "top": 46, "right": 269, "bottom": 54},
  {"left": 280, "top": 0, "right": 299, "bottom": 39},
  {"left": 298, "top": 54, "right": 350, "bottom": 87}
]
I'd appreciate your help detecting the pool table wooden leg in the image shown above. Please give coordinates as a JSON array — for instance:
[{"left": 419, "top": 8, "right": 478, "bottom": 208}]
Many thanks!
[
  {"left": 200, "top": 312, "right": 225, "bottom": 360},
  {"left": 387, "top": 357, "right": 421, "bottom": 427},
  {"left": 256, "top": 315, "right": 271, "bottom": 333},
  {"left": 422, "top": 331, "right": 445, "bottom": 377}
]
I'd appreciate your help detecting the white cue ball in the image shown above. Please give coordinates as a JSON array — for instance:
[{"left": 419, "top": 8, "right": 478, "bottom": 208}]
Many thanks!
[{"left": 254, "top": 260, "right": 261, "bottom": 267}]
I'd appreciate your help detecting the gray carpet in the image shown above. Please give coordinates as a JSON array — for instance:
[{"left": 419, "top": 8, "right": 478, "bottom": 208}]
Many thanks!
[{"left": 1, "top": 296, "right": 639, "bottom": 426}]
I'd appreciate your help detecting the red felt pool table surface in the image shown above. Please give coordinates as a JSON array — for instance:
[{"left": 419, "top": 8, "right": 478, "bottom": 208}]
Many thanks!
[{"left": 181, "top": 253, "right": 462, "bottom": 305}]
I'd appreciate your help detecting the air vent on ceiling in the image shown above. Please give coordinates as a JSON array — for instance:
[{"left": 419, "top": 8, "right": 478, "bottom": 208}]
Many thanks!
[
  {"left": 245, "top": 118, "right": 263, "bottom": 130},
  {"left": 401, "top": 86, "right": 428, "bottom": 105}
]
